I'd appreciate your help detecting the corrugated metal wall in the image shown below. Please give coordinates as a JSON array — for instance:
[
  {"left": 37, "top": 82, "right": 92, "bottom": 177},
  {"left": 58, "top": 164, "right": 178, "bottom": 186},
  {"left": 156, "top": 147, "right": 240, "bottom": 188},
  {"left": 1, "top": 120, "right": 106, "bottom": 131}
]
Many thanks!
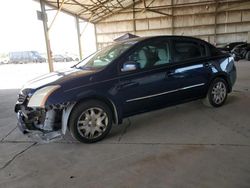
[{"left": 95, "top": 0, "right": 250, "bottom": 49}]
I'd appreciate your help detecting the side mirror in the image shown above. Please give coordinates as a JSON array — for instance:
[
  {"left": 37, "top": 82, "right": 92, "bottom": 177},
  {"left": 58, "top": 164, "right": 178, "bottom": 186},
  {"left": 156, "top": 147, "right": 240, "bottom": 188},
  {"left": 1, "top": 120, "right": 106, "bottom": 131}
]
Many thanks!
[{"left": 121, "top": 61, "right": 139, "bottom": 72}]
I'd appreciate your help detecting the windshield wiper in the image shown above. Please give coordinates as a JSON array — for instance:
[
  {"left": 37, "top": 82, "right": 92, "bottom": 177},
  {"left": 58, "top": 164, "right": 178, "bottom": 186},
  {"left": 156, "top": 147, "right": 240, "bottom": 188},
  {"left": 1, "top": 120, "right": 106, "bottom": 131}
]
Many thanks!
[{"left": 71, "top": 64, "right": 83, "bottom": 69}]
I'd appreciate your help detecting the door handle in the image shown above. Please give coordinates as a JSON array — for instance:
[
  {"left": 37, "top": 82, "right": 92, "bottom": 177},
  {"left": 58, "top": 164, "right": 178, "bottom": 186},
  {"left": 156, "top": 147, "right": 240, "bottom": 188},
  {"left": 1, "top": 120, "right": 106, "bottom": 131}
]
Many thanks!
[
  {"left": 117, "top": 81, "right": 139, "bottom": 90},
  {"left": 124, "top": 82, "right": 138, "bottom": 88},
  {"left": 166, "top": 70, "right": 185, "bottom": 78},
  {"left": 204, "top": 63, "right": 211, "bottom": 68},
  {"left": 166, "top": 70, "right": 175, "bottom": 77}
]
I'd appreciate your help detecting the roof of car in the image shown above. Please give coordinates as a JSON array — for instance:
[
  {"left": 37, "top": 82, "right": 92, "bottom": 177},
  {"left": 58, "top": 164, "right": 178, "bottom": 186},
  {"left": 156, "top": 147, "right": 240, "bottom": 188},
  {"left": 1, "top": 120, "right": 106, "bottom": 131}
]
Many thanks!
[
  {"left": 118, "top": 35, "right": 208, "bottom": 43},
  {"left": 113, "top": 36, "right": 214, "bottom": 51}
]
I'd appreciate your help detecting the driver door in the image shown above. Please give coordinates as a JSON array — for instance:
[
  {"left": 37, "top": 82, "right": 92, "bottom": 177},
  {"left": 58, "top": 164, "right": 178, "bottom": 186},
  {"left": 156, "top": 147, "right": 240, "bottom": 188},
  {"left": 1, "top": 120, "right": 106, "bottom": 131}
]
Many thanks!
[{"left": 116, "top": 39, "right": 183, "bottom": 117}]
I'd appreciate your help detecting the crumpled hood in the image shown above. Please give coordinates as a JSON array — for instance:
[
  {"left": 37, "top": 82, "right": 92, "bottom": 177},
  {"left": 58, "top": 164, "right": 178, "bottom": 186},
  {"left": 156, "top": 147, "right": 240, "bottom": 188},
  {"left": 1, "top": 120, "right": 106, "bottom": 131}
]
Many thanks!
[{"left": 22, "top": 67, "right": 96, "bottom": 92}]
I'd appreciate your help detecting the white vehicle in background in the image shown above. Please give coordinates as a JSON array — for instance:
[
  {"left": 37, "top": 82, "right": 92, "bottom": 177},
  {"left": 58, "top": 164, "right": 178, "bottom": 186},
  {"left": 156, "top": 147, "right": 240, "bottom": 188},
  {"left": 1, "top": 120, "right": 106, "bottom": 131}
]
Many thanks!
[
  {"left": 64, "top": 52, "right": 79, "bottom": 61},
  {"left": 52, "top": 54, "right": 74, "bottom": 62},
  {"left": 8, "top": 51, "right": 46, "bottom": 64}
]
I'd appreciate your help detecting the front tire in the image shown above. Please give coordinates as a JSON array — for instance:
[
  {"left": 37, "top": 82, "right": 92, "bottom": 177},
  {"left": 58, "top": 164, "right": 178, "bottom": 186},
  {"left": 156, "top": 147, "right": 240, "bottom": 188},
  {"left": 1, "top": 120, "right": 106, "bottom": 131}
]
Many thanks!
[
  {"left": 69, "top": 100, "right": 112, "bottom": 143},
  {"left": 203, "top": 78, "right": 228, "bottom": 107}
]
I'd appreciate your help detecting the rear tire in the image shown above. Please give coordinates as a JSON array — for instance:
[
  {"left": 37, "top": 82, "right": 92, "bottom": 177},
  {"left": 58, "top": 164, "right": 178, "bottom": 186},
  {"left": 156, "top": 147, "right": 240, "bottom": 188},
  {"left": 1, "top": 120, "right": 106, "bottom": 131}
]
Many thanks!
[
  {"left": 69, "top": 100, "right": 112, "bottom": 143},
  {"left": 203, "top": 78, "right": 228, "bottom": 107}
]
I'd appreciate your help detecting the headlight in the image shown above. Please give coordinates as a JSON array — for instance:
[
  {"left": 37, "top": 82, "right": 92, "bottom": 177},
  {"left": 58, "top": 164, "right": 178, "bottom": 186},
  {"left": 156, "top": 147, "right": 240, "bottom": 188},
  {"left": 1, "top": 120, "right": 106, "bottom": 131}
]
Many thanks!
[{"left": 27, "top": 85, "right": 61, "bottom": 108}]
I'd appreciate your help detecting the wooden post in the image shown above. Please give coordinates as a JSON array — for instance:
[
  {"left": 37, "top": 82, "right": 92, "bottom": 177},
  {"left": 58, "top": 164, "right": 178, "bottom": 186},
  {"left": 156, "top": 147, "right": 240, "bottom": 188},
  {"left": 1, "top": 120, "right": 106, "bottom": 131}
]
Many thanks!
[
  {"left": 75, "top": 16, "right": 83, "bottom": 60},
  {"left": 40, "top": 0, "right": 54, "bottom": 72}
]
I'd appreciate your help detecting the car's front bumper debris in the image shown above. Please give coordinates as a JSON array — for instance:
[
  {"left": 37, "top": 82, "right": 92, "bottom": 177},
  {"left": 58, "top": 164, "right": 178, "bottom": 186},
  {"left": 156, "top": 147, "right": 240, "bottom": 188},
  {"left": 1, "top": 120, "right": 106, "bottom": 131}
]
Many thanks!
[{"left": 17, "top": 110, "right": 63, "bottom": 143}]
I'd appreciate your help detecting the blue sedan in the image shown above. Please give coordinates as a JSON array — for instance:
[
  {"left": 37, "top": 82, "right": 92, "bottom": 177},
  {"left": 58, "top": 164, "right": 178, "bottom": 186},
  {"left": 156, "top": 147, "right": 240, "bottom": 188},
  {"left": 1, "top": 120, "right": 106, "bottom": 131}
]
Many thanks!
[{"left": 15, "top": 36, "right": 237, "bottom": 143}]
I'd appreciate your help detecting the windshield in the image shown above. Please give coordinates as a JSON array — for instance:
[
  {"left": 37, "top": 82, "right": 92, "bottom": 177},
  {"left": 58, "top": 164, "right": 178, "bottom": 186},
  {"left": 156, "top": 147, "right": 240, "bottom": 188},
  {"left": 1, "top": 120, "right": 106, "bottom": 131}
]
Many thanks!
[{"left": 75, "top": 40, "right": 138, "bottom": 69}]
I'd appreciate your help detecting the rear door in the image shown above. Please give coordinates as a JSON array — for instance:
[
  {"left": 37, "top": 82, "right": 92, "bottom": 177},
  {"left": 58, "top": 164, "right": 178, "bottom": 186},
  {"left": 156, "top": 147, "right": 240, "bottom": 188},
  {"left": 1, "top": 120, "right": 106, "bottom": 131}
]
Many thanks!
[{"left": 170, "top": 38, "right": 212, "bottom": 100}]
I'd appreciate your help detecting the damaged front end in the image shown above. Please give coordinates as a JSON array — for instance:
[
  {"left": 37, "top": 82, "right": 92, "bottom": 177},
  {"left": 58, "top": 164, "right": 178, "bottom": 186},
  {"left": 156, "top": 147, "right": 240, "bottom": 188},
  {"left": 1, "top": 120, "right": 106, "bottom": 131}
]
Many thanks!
[
  {"left": 15, "top": 85, "right": 74, "bottom": 143},
  {"left": 16, "top": 106, "right": 64, "bottom": 143}
]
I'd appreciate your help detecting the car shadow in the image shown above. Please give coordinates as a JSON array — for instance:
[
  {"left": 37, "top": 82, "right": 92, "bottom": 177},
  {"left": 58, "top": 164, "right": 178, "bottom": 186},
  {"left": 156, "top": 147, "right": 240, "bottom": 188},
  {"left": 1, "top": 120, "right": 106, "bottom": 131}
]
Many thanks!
[
  {"left": 106, "top": 100, "right": 205, "bottom": 141},
  {"left": 106, "top": 94, "right": 243, "bottom": 142}
]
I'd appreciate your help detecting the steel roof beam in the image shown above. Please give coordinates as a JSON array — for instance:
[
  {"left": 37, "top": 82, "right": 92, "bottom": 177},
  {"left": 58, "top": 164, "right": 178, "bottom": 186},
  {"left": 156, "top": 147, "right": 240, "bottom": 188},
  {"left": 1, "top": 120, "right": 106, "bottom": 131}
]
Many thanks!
[
  {"left": 91, "top": 0, "right": 141, "bottom": 23},
  {"left": 85, "top": 0, "right": 121, "bottom": 22},
  {"left": 116, "top": 0, "right": 124, "bottom": 8},
  {"left": 48, "top": 0, "right": 66, "bottom": 30},
  {"left": 47, "top": 1, "right": 94, "bottom": 7},
  {"left": 71, "top": 0, "right": 103, "bottom": 20},
  {"left": 40, "top": 0, "right": 245, "bottom": 23},
  {"left": 95, "top": 0, "right": 113, "bottom": 13}
]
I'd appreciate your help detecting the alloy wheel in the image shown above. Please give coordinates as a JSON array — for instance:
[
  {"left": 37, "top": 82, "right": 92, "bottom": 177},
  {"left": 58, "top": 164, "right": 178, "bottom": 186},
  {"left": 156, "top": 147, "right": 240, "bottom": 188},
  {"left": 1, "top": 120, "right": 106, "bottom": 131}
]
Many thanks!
[
  {"left": 76, "top": 107, "right": 108, "bottom": 139},
  {"left": 211, "top": 81, "right": 227, "bottom": 105}
]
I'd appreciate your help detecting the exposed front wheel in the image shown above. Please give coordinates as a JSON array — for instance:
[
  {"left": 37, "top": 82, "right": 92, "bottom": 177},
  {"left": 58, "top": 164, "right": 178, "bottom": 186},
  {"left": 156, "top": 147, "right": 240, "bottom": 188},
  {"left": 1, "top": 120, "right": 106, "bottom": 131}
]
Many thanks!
[
  {"left": 69, "top": 100, "right": 112, "bottom": 143},
  {"left": 203, "top": 78, "right": 228, "bottom": 107}
]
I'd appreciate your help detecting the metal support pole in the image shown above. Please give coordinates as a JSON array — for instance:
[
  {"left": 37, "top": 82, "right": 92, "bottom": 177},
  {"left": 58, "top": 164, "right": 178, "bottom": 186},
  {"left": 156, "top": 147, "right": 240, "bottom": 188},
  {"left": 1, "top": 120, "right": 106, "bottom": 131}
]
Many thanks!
[
  {"left": 94, "top": 24, "right": 98, "bottom": 50},
  {"left": 75, "top": 16, "right": 83, "bottom": 60},
  {"left": 133, "top": 0, "right": 136, "bottom": 33},
  {"left": 171, "top": 0, "right": 174, "bottom": 35},
  {"left": 214, "top": 0, "right": 218, "bottom": 45},
  {"left": 40, "top": 0, "right": 54, "bottom": 72}
]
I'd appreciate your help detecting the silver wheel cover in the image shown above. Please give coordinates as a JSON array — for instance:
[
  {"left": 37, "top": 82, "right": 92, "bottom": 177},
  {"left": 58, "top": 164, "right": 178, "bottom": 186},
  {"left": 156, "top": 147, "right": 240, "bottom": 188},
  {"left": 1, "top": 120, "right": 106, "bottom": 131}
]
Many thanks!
[
  {"left": 77, "top": 107, "right": 109, "bottom": 139},
  {"left": 211, "top": 81, "right": 227, "bottom": 104}
]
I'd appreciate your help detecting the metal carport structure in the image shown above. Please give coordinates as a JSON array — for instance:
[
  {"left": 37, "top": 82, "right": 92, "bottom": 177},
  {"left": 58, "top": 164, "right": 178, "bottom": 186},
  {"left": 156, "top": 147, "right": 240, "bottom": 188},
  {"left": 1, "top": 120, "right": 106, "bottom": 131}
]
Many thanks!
[
  {"left": 38, "top": 0, "right": 142, "bottom": 72},
  {"left": 37, "top": 0, "right": 250, "bottom": 71}
]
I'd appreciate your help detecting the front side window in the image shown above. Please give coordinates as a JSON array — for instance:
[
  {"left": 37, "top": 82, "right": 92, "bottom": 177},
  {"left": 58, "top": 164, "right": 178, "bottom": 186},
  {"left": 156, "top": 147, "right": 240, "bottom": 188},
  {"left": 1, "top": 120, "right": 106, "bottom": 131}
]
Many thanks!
[
  {"left": 173, "top": 40, "right": 206, "bottom": 62},
  {"left": 126, "top": 40, "right": 171, "bottom": 70}
]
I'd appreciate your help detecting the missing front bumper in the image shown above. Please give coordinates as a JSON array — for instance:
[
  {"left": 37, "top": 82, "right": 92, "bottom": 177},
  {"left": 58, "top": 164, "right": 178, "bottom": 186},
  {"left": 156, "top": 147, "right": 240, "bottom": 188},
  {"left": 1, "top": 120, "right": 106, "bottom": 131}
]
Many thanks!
[{"left": 17, "top": 111, "right": 63, "bottom": 143}]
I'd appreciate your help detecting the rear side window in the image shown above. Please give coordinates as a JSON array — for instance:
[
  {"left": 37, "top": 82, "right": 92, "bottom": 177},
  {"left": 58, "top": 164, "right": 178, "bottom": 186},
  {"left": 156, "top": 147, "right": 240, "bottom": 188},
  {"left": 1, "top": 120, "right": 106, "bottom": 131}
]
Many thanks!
[
  {"left": 210, "top": 45, "right": 222, "bottom": 56},
  {"left": 173, "top": 40, "right": 206, "bottom": 62}
]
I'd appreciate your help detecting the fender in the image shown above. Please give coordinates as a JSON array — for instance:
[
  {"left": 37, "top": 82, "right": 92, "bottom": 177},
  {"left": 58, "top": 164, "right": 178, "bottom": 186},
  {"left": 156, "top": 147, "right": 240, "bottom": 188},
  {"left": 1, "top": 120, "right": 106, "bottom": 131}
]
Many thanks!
[
  {"left": 61, "top": 97, "right": 120, "bottom": 135},
  {"left": 61, "top": 103, "right": 75, "bottom": 135}
]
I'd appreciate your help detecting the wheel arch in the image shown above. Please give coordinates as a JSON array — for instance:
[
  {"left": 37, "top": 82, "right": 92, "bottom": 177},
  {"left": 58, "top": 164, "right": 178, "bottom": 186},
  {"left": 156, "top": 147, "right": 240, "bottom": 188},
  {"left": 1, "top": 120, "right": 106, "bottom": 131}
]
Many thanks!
[
  {"left": 61, "top": 95, "right": 120, "bottom": 136},
  {"left": 70, "top": 95, "right": 119, "bottom": 126},
  {"left": 210, "top": 73, "right": 231, "bottom": 93}
]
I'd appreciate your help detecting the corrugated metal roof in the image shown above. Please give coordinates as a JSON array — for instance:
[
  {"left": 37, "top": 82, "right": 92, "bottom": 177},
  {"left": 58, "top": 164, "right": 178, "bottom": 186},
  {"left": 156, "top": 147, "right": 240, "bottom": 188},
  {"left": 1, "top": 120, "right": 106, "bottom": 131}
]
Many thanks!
[
  {"left": 41, "top": 0, "right": 137, "bottom": 23},
  {"left": 40, "top": 0, "right": 247, "bottom": 23}
]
